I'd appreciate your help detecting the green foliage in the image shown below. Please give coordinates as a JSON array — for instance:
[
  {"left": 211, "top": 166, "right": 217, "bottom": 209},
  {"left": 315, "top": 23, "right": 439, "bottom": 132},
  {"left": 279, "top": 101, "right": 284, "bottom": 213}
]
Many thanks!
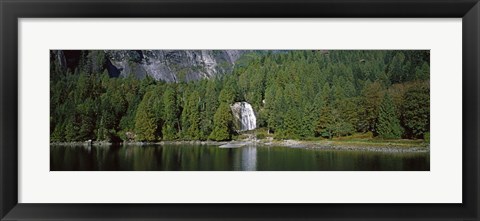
[
  {"left": 199, "top": 80, "right": 220, "bottom": 139},
  {"left": 64, "top": 116, "right": 78, "bottom": 141},
  {"left": 256, "top": 133, "right": 266, "bottom": 139},
  {"left": 76, "top": 98, "right": 96, "bottom": 140},
  {"left": 402, "top": 83, "right": 430, "bottom": 138},
  {"left": 358, "top": 80, "right": 383, "bottom": 133},
  {"left": 316, "top": 104, "right": 335, "bottom": 138},
  {"left": 134, "top": 91, "right": 157, "bottom": 141},
  {"left": 424, "top": 132, "right": 430, "bottom": 143},
  {"left": 209, "top": 103, "right": 234, "bottom": 141},
  {"left": 218, "top": 77, "right": 237, "bottom": 104},
  {"left": 162, "top": 85, "right": 179, "bottom": 140},
  {"left": 415, "top": 62, "right": 430, "bottom": 81},
  {"left": 377, "top": 93, "right": 403, "bottom": 139},
  {"left": 50, "top": 50, "right": 430, "bottom": 143},
  {"left": 181, "top": 90, "right": 202, "bottom": 140},
  {"left": 388, "top": 52, "right": 407, "bottom": 84},
  {"left": 50, "top": 121, "right": 65, "bottom": 142}
]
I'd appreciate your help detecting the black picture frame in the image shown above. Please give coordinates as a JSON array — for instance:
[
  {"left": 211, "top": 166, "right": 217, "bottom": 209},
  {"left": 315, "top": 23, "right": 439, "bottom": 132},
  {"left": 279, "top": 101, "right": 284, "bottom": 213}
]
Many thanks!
[{"left": 1, "top": 0, "right": 479, "bottom": 220}]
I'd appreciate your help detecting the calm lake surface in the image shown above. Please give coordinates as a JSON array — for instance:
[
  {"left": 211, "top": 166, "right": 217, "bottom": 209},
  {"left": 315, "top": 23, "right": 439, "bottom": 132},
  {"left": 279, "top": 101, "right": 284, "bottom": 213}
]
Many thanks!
[{"left": 50, "top": 144, "right": 429, "bottom": 171}]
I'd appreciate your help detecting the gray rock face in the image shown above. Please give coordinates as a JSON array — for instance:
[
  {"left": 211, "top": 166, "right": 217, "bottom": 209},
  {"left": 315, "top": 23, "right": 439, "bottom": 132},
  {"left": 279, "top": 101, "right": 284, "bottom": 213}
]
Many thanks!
[
  {"left": 105, "top": 50, "right": 248, "bottom": 82},
  {"left": 50, "top": 50, "right": 67, "bottom": 71}
]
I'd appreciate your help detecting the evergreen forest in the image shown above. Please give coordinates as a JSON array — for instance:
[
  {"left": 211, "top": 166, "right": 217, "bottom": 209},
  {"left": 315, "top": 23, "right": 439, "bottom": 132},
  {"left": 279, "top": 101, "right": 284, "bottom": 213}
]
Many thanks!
[{"left": 50, "top": 50, "right": 430, "bottom": 143}]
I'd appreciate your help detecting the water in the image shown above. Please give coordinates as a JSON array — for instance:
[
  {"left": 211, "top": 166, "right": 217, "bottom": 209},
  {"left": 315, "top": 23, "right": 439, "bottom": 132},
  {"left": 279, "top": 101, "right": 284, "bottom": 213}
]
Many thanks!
[
  {"left": 50, "top": 145, "right": 429, "bottom": 171},
  {"left": 231, "top": 102, "right": 256, "bottom": 131}
]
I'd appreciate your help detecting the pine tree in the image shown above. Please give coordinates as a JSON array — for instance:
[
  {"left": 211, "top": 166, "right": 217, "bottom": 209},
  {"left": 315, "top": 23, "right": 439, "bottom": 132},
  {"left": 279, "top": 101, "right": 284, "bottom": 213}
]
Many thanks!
[
  {"left": 377, "top": 93, "right": 403, "bottom": 139},
  {"left": 414, "top": 62, "right": 430, "bottom": 81},
  {"left": 162, "top": 85, "right": 179, "bottom": 140},
  {"left": 209, "top": 103, "right": 233, "bottom": 141},
  {"left": 51, "top": 122, "right": 65, "bottom": 142},
  {"left": 388, "top": 52, "right": 407, "bottom": 84},
  {"left": 181, "top": 91, "right": 201, "bottom": 140},
  {"left": 264, "top": 85, "right": 277, "bottom": 133},
  {"left": 200, "top": 80, "right": 219, "bottom": 139},
  {"left": 316, "top": 104, "right": 335, "bottom": 138},
  {"left": 64, "top": 116, "right": 78, "bottom": 141},
  {"left": 315, "top": 83, "right": 335, "bottom": 138},
  {"left": 301, "top": 103, "right": 316, "bottom": 138},
  {"left": 359, "top": 80, "right": 384, "bottom": 133},
  {"left": 402, "top": 83, "right": 430, "bottom": 138},
  {"left": 284, "top": 108, "right": 301, "bottom": 139},
  {"left": 134, "top": 92, "right": 157, "bottom": 141}
]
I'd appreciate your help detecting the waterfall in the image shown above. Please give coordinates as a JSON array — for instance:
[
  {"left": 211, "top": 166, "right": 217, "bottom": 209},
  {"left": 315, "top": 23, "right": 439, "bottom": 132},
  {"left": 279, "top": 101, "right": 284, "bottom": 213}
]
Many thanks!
[{"left": 230, "top": 102, "right": 257, "bottom": 131}]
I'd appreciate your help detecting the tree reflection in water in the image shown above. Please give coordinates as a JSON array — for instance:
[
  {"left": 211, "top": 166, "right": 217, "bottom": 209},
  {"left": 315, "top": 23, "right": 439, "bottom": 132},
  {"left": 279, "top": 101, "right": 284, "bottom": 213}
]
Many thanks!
[{"left": 50, "top": 144, "right": 429, "bottom": 171}]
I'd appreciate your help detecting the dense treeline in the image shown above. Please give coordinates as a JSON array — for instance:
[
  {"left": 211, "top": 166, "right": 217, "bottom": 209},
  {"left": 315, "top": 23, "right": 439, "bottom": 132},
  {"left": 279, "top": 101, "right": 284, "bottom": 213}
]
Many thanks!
[{"left": 50, "top": 50, "right": 430, "bottom": 142}]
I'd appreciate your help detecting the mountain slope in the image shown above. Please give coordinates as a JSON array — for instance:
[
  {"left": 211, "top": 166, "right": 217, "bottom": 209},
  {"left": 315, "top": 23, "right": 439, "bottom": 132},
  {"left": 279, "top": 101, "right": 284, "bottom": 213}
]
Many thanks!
[{"left": 51, "top": 50, "right": 248, "bottom": 82}]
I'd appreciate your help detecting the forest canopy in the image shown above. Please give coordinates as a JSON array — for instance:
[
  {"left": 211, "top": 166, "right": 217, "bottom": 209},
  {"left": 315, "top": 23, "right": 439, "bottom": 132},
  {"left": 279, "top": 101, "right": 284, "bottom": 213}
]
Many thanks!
[{"left": 50, "top": 50, "right": 430, "bottom": 142}]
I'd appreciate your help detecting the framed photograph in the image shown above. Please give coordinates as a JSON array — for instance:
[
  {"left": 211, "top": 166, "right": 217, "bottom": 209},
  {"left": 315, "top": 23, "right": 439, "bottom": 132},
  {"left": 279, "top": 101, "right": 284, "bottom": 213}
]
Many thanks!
[{"left": 1, "top": 0, "right": 479, "bottom": 220}]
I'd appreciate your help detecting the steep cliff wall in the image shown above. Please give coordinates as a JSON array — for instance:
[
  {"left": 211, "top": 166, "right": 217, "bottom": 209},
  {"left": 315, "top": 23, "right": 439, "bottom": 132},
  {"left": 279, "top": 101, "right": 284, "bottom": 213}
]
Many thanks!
[{"left": 51, "top": 50, "right": 248, "bottom": 82}]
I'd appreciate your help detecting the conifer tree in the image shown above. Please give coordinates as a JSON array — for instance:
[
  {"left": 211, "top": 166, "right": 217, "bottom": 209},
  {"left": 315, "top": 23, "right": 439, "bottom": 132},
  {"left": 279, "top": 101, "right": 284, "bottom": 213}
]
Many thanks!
[
  {"left": 134, "top": 92, "right": 157, "bottom": 141},
  {"left": 402, "top": 84, "right": 430, "bottom": 138},
  {"left": 200, "top": 80, "right": 219, "bottom": 139},
  {"left": 162, "top": 85, "right": 179, "bottom": 140},
  {"left": 388, "top": 52, "right": 407, "bottom": 84},
  {"left": 209, "top": 103, "right": 233, "bottom": 141},
  {"left": 181, "top": 91, "right": 201, "bottom": 140},
  {"left": 64, "top": 119, "right": 78, "bottom": 141},
  {"left": 377, "top": 93, "right": 403, "bottom": 139},
  {"left": 359, "top": 80, "right": 384, "bottom": 133},
  {"left": 316, "top": 103, "right": 335, "bottom": 138}
]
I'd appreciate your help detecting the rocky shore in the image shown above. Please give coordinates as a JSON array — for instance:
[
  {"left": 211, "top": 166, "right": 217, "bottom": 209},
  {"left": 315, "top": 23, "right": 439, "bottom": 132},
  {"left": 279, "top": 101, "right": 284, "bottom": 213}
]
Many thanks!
[
  {"left": 51, "top": 138, "right": 429, "bottom": 153},
  {"left": 261, "top": 139, "right": 429, "bottom": 153}
]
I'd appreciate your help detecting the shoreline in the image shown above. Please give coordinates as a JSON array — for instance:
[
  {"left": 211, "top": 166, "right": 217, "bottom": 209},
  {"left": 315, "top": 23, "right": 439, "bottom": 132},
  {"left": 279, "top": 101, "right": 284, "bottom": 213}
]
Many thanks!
[{"left": 51, "top": 138, "right": 429, "bottom": 153}]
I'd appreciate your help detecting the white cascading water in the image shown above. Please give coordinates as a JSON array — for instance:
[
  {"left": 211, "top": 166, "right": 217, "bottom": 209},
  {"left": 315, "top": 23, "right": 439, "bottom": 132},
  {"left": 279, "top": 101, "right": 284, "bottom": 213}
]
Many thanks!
[{"left": 231, "top": 102, "right": 257, "bottom": 131}]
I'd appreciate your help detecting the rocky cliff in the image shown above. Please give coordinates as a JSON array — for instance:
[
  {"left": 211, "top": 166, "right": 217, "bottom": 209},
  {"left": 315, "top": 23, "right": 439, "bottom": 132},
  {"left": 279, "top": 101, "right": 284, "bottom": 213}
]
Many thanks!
[{"left": 52, "top": 50, "right": 248, "bottom": 82}]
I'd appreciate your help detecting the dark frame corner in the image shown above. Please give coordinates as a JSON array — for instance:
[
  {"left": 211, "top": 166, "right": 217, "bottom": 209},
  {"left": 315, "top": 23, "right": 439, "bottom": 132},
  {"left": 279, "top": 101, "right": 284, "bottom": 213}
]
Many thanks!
[{"left": 1, "top": 0, "right": 479, "bottom": 220}]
